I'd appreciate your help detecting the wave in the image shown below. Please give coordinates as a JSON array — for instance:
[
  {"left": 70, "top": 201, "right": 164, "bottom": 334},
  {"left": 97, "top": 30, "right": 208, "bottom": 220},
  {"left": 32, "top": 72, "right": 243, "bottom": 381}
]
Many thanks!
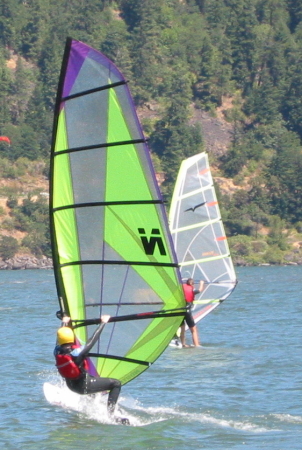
[
  {"left": 271, "top": 413, "right": 302, "bottom": 424},
  {"left": 43, "top": 380, "right": 273, "bottom": 431}
]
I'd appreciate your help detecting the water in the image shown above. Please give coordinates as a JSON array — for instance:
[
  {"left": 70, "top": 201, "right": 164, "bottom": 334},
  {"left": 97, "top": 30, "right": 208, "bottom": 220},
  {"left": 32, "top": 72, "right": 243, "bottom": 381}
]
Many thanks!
[{"left": 0, "top": 266, "right": 301, "bottom": 449}]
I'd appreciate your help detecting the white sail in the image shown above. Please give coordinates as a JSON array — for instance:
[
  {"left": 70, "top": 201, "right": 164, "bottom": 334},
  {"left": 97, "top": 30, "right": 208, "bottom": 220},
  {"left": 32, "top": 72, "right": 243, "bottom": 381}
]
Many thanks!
[{"left": 169, "top": 152, "right": 237, "bottom": 324}]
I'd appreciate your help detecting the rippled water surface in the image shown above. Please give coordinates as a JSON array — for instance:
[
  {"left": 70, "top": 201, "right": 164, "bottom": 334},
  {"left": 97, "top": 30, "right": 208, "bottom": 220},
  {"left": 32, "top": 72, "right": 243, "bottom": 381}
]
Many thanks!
[{"left": 0, "top": 266, "right": 301, "bottom": 449}]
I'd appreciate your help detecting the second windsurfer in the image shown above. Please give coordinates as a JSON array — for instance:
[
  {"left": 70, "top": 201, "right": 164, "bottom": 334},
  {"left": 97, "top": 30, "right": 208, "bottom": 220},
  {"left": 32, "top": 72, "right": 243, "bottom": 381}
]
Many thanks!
[{"left": 181, "top": 278, "right": 204, "bottom": 347}]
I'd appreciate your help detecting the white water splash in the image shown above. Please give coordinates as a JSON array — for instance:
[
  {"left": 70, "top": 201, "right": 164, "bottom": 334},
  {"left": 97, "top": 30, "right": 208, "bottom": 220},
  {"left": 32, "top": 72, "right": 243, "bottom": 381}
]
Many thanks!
[
  {"left": 195, "top": 413, "right": 270, "bottom": 432},
  {"left": 43, "top": 381, "right": 274, "bottom": 431},
  {"left": 272, "top": 413, "right": 302, "bottom": 424},
  {"left": 43, "top": 382, "right": 149, "bottom": 427},
  {"left": 119, "top": 397, "right": 272, "bottom": 432}
]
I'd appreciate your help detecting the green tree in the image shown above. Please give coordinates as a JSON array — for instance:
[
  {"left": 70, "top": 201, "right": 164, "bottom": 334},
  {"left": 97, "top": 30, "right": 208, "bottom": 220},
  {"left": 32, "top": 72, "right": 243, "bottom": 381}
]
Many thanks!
[
  {"left": 287, "top": 0, "right": 302, "bottom": 32},
  {"left": 194, "top": 34, "right": 216, "bottom": 107},
  {"left": 0, "top": 0, "right": 17, "bottom": 49},
  {"left": 19, "top": 0, "right": 49, "bottom": 60},
  {"left": 38, "top": 31, "right": 63, "bottom": 110},
  {"left": 100, "top": 19, "right": 133, "bottom": 81},
  {"left": 281, "top": 50, "right": 302, "bottom": 139},
  {"left": 25, "top": 82, "right": 52, "bottom": 158},
  {"left": 22, "top": 222, "right": 50, "bottom": 257},
  {"left": 150, "top": 67, "right": 203, "bottom": 198},
  {"left": 0, "top": 235, "right": 19, "bottom": 260},
  {"left": 267, "top": 216, "right": 288, "bottom": 250},
  {"left": 128, "top": 0, "right": 171, "bottom": 102},
  {"left": 266, "top": 130, "right": 302, "bottom": 222},
  {"left": 244, "top": 73, "right": 281, "bottom": 124},
  {"left": 10, "top": 56, "right": 34, "bottom": 124},
  {"left": 204, "top": 0, "right": 229, "bottom": 30},
  {"left": 225, "top": 0, "right": 259, "bottom": 93},
  {"left": 0, "top": 64, "right": 12, "bottom": 126}
]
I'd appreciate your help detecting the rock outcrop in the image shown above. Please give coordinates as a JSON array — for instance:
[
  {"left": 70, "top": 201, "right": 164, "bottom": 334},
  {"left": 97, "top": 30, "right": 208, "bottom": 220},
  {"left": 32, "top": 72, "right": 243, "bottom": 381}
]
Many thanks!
[{"left": 0, "top": 255, "right": 53, "bottom": 270}]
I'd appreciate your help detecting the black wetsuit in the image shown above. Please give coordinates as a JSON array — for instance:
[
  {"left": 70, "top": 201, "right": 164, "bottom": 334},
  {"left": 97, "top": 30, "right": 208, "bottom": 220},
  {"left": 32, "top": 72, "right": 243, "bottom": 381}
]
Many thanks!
[
  {"left": 54, "top": 322, "right": 121, "bottom": 415},
  {"left": 181, "top": 291, "right": 199, "bottom": 329},
  {"left": 183, "top": 304, "right": 195, "bottom": 328}
]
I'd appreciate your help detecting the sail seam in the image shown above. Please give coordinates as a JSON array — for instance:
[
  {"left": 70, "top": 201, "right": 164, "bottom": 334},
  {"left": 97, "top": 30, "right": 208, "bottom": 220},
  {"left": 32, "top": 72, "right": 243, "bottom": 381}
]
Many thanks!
[
  {"left": 61, "top": 80, "right": 127, "bottom": 101},
  {"left": 87, "top": 353, "right": 150, "bottom": 366},
  {"left": 53, "top": 138, "right": 146, "bottom": 156},
  {"left": 72, "top": 308, "right": 186, "bottom": 327},
  {"left": 60, "top": 260, "right": 179, "bottom": 268},
  {"left": 176, "top": 184, "right": 213, "bottom": 199},
  {"left": 52, "top": 199, "right": 163, "bottom": 212},
  {"left": 179, "top": 253, "right": 231, "bottom": 265},
  {"left": 170, "top": 217, "right": 221, "bottom": 233},
  {"left": 193, "top": 299, "right": 222, "bottom": 305},
  {"left": 85, "top": 302, "right": 163, "bottom": 307}
]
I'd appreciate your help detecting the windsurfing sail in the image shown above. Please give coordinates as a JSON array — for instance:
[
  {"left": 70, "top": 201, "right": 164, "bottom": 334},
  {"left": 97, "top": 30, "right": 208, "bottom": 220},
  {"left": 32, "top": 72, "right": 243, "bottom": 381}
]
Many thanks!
[
  {"left": 49, "top": 38, "right": 185, "bottom": 386},
  {"left": 169, "top": 152, "right": 237, "bottom": 324}
]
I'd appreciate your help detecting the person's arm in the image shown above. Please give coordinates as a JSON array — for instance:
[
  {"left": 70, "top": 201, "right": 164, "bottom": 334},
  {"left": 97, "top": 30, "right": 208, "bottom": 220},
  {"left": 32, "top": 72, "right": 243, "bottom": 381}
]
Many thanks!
[
  {"left": 198, "top": 280, "right": 204, "bottom": 292},
  {"left": 73, "top": 315, "right": 110, "bottom": 364},
  {"left": 61, "top": 316, "right": 71, "bottom": 326},
  {"left": 193, "top": 281, "right": 204, "bottom": 296},
  {"left": 56, "top": 310, "right": 71, "bottom": 327}
]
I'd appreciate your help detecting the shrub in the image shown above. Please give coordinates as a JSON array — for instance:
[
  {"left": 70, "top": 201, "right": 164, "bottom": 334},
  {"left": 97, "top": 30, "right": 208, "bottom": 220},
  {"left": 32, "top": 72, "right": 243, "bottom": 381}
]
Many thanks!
[
  {"left": 263, "top": 246, "right": 284, "bottom": 265},
  {"left": 251, "top": 240, "right": 268, "bottom": 253},
  {"left": 7, "top": 196, "right": 18, "bottom": 209},
  {"left": 0, "top": 236, "right": 19, "bottom": 260},
  {"left": 229, "top": 235, "right": 252, "bottom": 257}
]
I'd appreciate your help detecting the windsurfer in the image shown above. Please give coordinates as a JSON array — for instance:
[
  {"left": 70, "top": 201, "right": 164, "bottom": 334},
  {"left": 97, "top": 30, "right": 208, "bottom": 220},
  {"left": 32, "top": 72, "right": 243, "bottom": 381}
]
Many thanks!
[
  {"left": 181, "top": 278, "right": 204, "bottom": 347},
  {"left": 54, "top": 315, "right": 126, "bottom": 421}
]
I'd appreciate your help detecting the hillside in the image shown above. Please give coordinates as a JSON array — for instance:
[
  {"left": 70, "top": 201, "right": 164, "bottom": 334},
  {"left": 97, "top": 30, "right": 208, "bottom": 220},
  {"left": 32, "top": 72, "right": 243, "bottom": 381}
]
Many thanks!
[
  {"left": 1, "top": 0, "right": 302, "bottom": 266},
  {"left": 0, "top": 104, "right": 302, "bottom": 267}
]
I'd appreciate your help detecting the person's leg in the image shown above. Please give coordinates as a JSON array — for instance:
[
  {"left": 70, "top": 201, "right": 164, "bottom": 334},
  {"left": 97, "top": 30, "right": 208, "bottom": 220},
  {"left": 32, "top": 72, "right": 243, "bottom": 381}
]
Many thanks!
[
  {"left": 107, "top": 379, "right": 121, "bottom": 415},
  {"left": 190, "top": 325, "right": 200, "bottom": 346},
  {"left": 180, "top": 323, "right": 188, "bottom": 347},
  {"left": 85, "top": 375, "right": 121, "bottom": 415}
]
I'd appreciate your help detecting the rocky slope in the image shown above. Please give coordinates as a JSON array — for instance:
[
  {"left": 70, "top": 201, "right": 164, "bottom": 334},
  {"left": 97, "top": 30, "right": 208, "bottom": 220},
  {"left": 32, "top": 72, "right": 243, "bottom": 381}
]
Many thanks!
[{"left": 1, "top": 100, "right": 301, "bottom": 267}]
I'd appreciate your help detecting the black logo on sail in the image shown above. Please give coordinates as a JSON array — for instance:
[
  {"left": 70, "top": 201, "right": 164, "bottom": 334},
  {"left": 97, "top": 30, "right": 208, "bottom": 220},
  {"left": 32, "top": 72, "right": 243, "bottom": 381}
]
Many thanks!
[{"left": 138, "top": 228, "right": 167, "bottom": 256}]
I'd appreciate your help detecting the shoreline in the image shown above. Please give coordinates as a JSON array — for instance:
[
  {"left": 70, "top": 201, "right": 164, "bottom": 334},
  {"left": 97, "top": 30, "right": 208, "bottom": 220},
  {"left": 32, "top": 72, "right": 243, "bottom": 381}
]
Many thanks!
[
  {"left": 0, "top": 255, "right": 301, "bottom": 270},
  {"left": 0, "top": 256, "right": 53, "bottom": 270}
]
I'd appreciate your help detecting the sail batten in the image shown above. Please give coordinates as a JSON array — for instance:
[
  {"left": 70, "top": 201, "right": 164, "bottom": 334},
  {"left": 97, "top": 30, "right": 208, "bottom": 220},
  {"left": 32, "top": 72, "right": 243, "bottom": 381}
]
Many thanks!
[
  {"left": 62, "top": 79, "right": 127, "bottom": 102},
  {"left": 50, "top": 37, "right": 185, "bottom": 385},
  {"left": 53, "top": 199, "right": 163, "bottom": 212},
  {"left": 85, "top": 302, "right": 164, "bottom": 307},
  {"left": 59, "top": 260, "right": 179, "bottom": 268},
  {"left": 170, "top": 217, "right": 222, "bottom": 233},
  {"left": 88, "top": 353, "right": 151, "bottom": 366},
  {"left": 179, "top": 253, "right": 232, "bottom": 265},
  {"left": 53, "top": 138, "right": 147, "bottom": 155},
  {"left": 177, "top": 186, "right": 213, "bottom": 199},
  {"left": 169, "top": 152, "right": 237, "bottom": 326}
]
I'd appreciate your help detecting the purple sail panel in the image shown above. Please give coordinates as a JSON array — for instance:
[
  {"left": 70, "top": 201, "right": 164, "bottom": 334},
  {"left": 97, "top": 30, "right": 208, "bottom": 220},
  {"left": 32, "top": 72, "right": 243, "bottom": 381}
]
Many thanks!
[
  {"left": 63, "top": 40, "right": 90, "bottom": 99},
  {"left": 63, "top": 39, "right": 125, "bottom": 100}
]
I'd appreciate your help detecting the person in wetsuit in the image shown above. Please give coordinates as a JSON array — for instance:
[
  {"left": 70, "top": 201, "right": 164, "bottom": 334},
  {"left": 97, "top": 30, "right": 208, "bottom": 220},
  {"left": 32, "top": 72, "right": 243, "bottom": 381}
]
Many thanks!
[
  {"left": 54, "top": 315, "right": 124, "bottom": 419},
  {"left": 180, "top": 278, "right": 204, "bottom": 347}
]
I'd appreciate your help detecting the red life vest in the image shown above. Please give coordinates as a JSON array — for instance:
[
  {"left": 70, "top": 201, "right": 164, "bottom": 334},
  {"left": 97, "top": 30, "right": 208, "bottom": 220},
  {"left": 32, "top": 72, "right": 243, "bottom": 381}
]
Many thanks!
[
  {"left": 55, "top": 344, "right": 89, "bottom": 379},
  {"left": 183, "top": 283, "right": 195, "bottom": 303}
]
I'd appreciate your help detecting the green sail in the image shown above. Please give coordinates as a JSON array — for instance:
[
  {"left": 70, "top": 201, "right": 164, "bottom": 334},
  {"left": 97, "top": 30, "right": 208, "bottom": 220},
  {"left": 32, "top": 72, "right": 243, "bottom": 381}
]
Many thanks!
[{"left": 50, "top": 38, "right": 185, "bottom": 384}]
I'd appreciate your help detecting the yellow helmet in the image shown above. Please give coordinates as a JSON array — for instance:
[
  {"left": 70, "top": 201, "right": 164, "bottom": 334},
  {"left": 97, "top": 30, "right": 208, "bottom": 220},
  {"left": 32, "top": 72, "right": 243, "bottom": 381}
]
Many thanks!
[{"left": 57, "top": 327, "right": 75, "bottom": 345}]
